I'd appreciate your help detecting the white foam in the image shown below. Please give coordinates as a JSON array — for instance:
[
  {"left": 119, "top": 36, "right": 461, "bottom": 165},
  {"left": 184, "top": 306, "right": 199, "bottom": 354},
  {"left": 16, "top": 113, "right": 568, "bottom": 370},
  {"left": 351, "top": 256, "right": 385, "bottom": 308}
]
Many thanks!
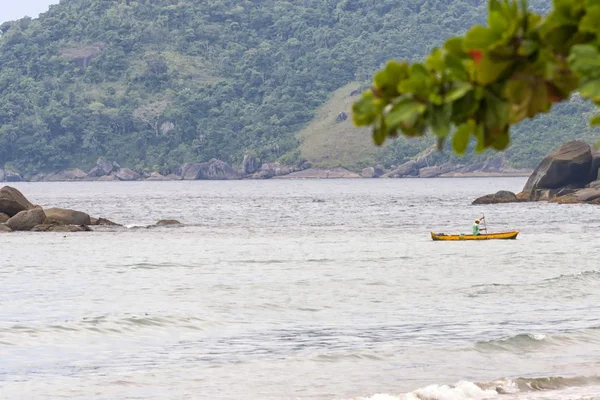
[
  {"left": 351, "top": 381, "right": 501, "bottom": 400},
  {"left": 528, "top": 333, "right": 547, "bottom": 341}
]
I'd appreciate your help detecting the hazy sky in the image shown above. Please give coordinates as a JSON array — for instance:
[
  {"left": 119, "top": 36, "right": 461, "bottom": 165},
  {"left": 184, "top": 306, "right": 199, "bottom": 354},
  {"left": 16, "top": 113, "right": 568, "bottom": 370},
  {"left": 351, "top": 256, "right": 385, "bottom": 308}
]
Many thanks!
[{"left": 1, "top": 0, "right": 59, "bottom": 24}]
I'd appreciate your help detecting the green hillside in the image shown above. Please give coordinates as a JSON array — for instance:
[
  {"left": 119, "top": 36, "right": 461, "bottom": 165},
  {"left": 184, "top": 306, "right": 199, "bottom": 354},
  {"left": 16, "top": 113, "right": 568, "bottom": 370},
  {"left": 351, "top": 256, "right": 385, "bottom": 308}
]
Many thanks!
[{"left": 0, "top": 0, "right": 597, "bottom": 175}]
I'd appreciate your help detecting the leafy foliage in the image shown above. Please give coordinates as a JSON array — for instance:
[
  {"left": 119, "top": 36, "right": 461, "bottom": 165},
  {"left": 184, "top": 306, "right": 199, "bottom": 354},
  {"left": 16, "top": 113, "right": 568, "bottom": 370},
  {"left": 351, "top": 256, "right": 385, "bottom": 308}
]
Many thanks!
[{"left": 353, "top": 0, "right": 600, "bottom": 157}]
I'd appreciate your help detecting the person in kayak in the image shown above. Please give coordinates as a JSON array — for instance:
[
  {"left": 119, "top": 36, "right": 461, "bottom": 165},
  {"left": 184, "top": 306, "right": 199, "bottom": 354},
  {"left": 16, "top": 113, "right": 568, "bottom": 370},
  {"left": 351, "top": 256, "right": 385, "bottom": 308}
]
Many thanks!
[{"left": 472, "top": 217, "right": 487, "bottom": 236}]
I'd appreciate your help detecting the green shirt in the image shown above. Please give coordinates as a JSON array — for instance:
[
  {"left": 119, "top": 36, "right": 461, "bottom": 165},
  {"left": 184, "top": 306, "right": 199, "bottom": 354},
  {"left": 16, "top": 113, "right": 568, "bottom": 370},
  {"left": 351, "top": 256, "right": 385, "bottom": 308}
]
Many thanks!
[{"left": 473, "top": 223, "right": 480, "bottom": 235}]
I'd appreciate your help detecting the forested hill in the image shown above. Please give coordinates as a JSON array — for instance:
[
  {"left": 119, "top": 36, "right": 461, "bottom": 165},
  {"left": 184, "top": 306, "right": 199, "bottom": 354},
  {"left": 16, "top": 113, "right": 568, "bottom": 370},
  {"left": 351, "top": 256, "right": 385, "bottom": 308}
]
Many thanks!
[{"left": 0, "top": 0, "right": 596, "bottom": 175}]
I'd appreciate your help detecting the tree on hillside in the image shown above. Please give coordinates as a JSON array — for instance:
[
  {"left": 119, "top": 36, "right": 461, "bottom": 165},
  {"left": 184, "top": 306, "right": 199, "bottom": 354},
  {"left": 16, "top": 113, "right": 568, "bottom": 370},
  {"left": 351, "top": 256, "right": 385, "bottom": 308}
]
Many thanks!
[{"left": 353, "top": 0, "right": 600, "bottom": 155}]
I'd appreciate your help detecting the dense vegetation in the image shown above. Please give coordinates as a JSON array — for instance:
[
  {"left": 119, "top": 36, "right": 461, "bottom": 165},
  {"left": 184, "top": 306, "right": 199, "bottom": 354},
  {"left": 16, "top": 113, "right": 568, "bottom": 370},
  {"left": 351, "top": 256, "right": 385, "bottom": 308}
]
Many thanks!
[
  {"left": 0, "top": 0, "right": 597, "bottom": 175},
  {"left": 353, "top": 0, "right": 600, "bottom": 162}
]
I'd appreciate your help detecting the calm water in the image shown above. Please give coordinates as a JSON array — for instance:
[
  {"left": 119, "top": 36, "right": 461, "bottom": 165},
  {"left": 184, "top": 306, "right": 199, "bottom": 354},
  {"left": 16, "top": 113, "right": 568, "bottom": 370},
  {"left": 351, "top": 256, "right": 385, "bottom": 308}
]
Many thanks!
[{"left": 1, "top": 178, "right": 600, "bottom": 400}]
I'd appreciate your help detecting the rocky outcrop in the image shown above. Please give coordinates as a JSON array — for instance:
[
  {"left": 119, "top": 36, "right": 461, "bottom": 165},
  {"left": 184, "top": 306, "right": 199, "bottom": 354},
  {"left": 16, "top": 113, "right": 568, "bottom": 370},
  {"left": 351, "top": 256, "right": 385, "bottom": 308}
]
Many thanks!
[
  {"left": 473, "top": 141, "right": 600, "bottom": 206},
  {"left": 87, "top": 158, "right": 120, "bottom": 178},
  {"left": 7, "top": 207, "right": 46, "bottom": 231},
  {"left": 0, "top": 213, "right": 9, "bottom": 223},
  {"left": 0, "top": 186, "right": 34, "bottom": 216},
  {"left": 116, "top": 168, "right": 140, "bottom": 181},
  {"left": 385, "top": 161, "right": 418, "bottom": 178},
  {"left": 89, "top": 217, "right": 121, "bottom": 226},
  {"left": 46, "top": 169, "right": 87, "bottom": 182},
  {"left": 419, "top": 163, "right": 457, "bottom": 178},
  {"left": 156, "top": 219, "right": 182, "bottom": 226},
  {"left": 180, "top": 159, "right": 242, "bottom": 180},
  {"left": 362, "top": 166, "right": 385, "bottom": 178},
  {"left": 273, "top": 167, "right": 361, "bottom": 179},
  {"left": 241, "top": 155, "right": 261, "bottom": 175},
  {"left": 44, "top": 208, "right": 91, "bottom": 225},
  {"left": 523, "top": 140, "right": 593, "bottom": 195},
  {"left": 472, "top": 190, "right": 519, "bottom": 205},
  {"left": 0, "top": 224, "right": 12, "bottom": 232},
  {"left": 31, "top": 224, "right": 92, "bottom": 232},
  {"left": 145, "top": 172, "right": 172, "bottom": 181}
]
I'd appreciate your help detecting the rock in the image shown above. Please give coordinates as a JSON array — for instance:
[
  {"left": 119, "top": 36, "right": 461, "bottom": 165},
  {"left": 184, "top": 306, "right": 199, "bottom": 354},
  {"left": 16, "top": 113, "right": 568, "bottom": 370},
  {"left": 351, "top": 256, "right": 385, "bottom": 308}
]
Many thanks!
[
  {"left": 0, "top": 186, "right": 34, "bottom": 216},
  {"left": 4, "top": 170, "right": 22, "bottom": 182},
  {"left": 0, "top": 168, "right": 4, "bottom": 182},
  {"left": 31, "top": 224, "right": 91, "bottom": 232},
  {"left": 44, "top": 208, "right": 91, "bottom": 225},
  {"left": 361, "top": 167, "right": 384, "bottom": 178},
  {"left": 592, "top": 151, "right": 600, "bottom": 182},
  {"left": 156, "top": 219, "right": 182, "bottom": 226},
  {"left": 116, "top": 168, "right": 140, "bottom": 181},
  {"left": 7, "top": 207, "right": 46, "bottom": 231},
  {"left": 87, "top": 166, "right": 101, "bottom": 178},
  {"left": 46, "top": 169, "right": 87, "bottom": 181},
  {"left": 523, "top": 140, "right": 593, "bottom": 194},
  {"left": 589, "top": 180, "right": 600, "bottom": 189},
  {"left": 549, "top": 196, "right": 584, "bottom": 204},
  {"left": 386, "top": 160, "right": 418, "bottom": 178},
  {"left": 296, "top": 160, "right": 312, "bottom": 171},
  {"left": 146, "top": 172, "right": 170, "bottom": 181},
  {"left": 97, "top": 158, "right": 115, "bottom": 176},
  {"left": 472, "top": 190, "right": 519, "bottom": 205},
  {"left": 573, "top": 188, "right": 600, "bottom": 202},
  {"left": 241, "top": 155, "right": 261, "bottom": 175},
  {"left": 419, "top": 164, "right": 456, "bottom": 178},
  {"left": 97, "top": 217, "right": 121, "bottom": 226},
  {"left": 0, "top": 213, "right": 9, "bottom": 223},
  {"left": 336, "top": 112, "right": 348, "bottom": 122},
  {"left": 97, "top": 174, "right": 117, "bottom": 181},
  {"left": 181, "top": 159, "right": 242, "bottom": 180},
  {"left": 0, "top": 224, "right": 12, "bottom": 232},
  {"left": 415, "top": 147, "right": 436, "bottom": 169},
  {"left": 273, "top": 167, "right": 361, "bottom": 179},
  {"left": 516, "top": 192, "right": 531, "bottom": 201}
]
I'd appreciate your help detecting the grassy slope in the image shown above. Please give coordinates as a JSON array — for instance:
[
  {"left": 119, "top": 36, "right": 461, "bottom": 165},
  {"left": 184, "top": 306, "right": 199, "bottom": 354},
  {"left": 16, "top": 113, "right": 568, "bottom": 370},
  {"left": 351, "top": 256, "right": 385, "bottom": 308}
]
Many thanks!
[{"left": 298, "top": 82, "right": 383, "bottom": 170}]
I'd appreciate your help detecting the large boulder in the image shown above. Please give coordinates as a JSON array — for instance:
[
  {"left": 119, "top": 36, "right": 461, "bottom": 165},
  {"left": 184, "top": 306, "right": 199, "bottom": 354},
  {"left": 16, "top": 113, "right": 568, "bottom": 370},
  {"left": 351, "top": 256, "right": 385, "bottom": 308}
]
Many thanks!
[
  {"left": 386, "top": 160, "right": 418, "bottom": 178},
  {"left": 523, "top": 140, "right": 593, "bottom": 194},
  {"left": 0, "top": 213, "right": 9, "bottom": 223},
  {"left": 0, "top": 224, "right": 12, "bottom": 232},
  {"left": 241, "top": 154, "right": 260, "bottom": 175},
  {"left": 573, "top": 188, "right": 600, "bottom": 202},
  {"left": 44, "top": 208, "right": 91, "bottom": 225},
  {"left": 156, "top": 219, "right": 182, "bottom": 226},
  {"left": 0, "top": 186, "right": 34, "bottom": 216},
  {"left": 116, "top": 168, "right": 140, "bottom": 181},
  {"left": 419, "top": 164, "right": 456, "bottom": 178},
  {"left": 146, "top": 172, "right": 170, "bottom": 181},
  {"left": 472, "top": 190, "right": 519, "bottom": 205},
  {"left": 46, "top": 169, "right": 87, "bottom": 182},
  {"left": 362, "top": 166, "right": 385, "bottom": 178},
  {"left": 182, "top": 159, "right": 242, "bottom": 180},
  {"left": 7, "top": 207, "right": 46, "bottom": 231},
  {"left": 88, "top": 158, "right": 119, "bottom": 178}
]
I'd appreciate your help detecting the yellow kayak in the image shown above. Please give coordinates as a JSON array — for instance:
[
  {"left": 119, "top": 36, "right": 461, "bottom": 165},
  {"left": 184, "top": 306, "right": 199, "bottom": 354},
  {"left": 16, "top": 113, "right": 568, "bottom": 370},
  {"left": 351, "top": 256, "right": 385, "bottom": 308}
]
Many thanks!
[{"left": 430, "top": 231, "right": 519, "bottom": 241}]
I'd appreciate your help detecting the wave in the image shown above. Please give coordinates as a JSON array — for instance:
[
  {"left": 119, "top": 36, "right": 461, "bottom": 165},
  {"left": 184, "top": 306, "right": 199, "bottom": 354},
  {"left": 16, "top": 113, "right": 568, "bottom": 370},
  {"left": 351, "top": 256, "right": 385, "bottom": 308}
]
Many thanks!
[
  {"left": 348, "top": 376, "right": 600, "bottom": 400},
  {"left": 464, "top": 269, "right": 600, "bottom": 298},
  {"left": 474, "top": 328, "right": 600, "bottom": 352},
  {"left": 0, "top": 314, "right": 221, "bottom": 344}
]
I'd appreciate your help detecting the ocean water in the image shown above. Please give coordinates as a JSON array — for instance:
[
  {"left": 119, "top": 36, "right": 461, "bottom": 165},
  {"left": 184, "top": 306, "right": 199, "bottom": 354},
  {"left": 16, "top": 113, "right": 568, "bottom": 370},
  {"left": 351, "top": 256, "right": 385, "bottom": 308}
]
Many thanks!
[{"left": 1, "top": 178, "right": 600, "bottom": 400}]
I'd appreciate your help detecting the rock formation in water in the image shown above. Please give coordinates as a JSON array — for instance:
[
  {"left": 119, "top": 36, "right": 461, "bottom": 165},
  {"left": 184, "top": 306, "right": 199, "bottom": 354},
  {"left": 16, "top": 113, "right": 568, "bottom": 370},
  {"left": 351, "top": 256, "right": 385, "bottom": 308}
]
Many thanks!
[{"left": 473, "top": 140, "right": 600, "bottom": 205}]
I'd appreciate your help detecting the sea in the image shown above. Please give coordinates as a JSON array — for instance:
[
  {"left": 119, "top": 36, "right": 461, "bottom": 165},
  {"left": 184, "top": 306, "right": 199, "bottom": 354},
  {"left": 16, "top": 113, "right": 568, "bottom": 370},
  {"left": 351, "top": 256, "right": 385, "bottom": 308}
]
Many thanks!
[{"left": 1, "top": 177, "right": 600, "bottom": 400}]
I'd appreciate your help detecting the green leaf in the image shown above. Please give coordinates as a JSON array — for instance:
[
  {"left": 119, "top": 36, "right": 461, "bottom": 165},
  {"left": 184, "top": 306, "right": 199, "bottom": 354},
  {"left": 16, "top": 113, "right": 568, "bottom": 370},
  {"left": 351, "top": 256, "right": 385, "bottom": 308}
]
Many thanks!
[
  {"left": 484, "top": 90, "right": 509, "bottom": 132},
  {"left": 444, "top": 81, "right": 473, "bottom": 103},
  {"left": 374, "top": 61, "right": 409, "bottom": 98},
  {"left": 452, "top": 120, "right": 474, "bottom": 155},
  {"left": 426, "top": 48, "right": 445, "bottom": 71},
  {"left": 444, "top": 54, "right": 469, "bottom": 80},
  {"left": 464, "top": 26, "right": 502, "bottom": 50},
  {"left": 384, "top": 99, "right": 426, "bottom": 130},
  {"left": 590, "top": 115, "right": 600, "bottom": 126},
  {"left": 488, "top": 11, "right": 509, "bottom": 36},
  {"left": 352, "top": 90, "right": 380, "bottom": 126},
  {"left": 490, "top": 126, "right": 510, "bottom": 150},
  {"left": 518, "top": 40, "right": 539, "bottom": 57},
  {"left": 444, "top": 37, "right": 467, "bottom": 57},
  {"left": 474, "top": 54, "right": 512, "bottom": 85},
  {"left": 568, "top": 45, "right": 600, "bottom": 76},
  {"left": 430, "top": 103, "right": 452, "bottom": 138},
  {"left": 579, "top": 6, "right": 600, "bottom": 35},
  {"left": 580, "top": 79, "right": 600, "bottom": 100}
]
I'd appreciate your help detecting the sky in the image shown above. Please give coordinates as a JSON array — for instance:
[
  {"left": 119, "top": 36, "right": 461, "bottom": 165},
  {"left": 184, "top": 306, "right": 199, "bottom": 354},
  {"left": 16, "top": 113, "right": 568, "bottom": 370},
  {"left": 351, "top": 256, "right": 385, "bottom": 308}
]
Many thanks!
[{"left": 0, "top": 0, "right": 59, "bottom": 24}]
